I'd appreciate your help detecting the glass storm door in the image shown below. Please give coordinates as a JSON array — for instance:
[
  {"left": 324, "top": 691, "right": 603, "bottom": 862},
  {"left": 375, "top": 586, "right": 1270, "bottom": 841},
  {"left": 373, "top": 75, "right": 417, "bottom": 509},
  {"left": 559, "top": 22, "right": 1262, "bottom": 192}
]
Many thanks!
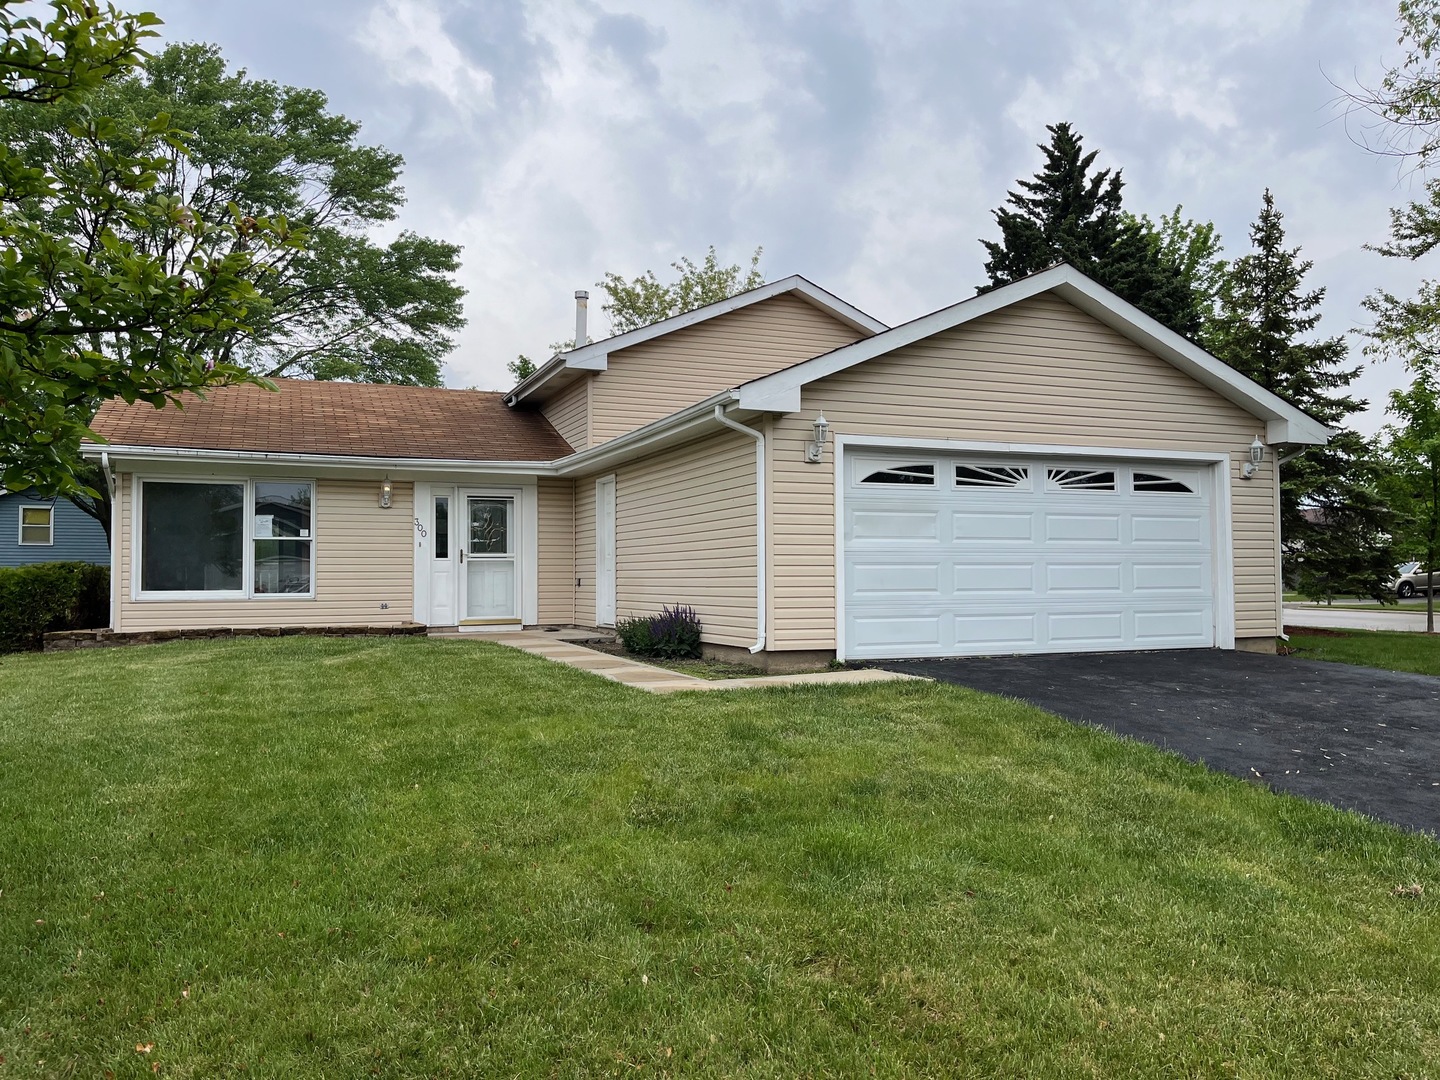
[{"left": 463, "top": 495, "right": 518, "bottom": 621}]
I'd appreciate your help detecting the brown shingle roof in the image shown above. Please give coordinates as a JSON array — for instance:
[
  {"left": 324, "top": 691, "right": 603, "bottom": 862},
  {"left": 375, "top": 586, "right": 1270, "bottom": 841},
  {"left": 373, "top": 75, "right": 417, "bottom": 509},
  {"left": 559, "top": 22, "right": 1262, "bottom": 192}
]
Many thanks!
[{"left": 88, "top": 379, "right": 573, "bottom": 462}]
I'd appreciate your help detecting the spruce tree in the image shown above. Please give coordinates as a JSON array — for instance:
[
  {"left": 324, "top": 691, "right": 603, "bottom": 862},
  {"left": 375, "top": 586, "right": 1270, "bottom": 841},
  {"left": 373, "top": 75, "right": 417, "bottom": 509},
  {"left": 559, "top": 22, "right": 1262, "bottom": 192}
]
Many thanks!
[
  {"left": 980, "top": 122, "right": 1200, "bottom": 336},
  {"left": 1207, "top": 191, "right": 1396, "bottom": 600}
]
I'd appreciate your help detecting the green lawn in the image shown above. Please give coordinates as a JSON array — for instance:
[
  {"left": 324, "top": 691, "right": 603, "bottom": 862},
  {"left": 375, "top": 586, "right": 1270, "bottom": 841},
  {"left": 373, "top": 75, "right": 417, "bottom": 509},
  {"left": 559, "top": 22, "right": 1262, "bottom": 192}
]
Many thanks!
[
  {"left": 1285, "top": 626, "right": 1440, "bottom": 677},
  {"left": 1, "top": 638, "right": 1437, "bottom": 1077}
]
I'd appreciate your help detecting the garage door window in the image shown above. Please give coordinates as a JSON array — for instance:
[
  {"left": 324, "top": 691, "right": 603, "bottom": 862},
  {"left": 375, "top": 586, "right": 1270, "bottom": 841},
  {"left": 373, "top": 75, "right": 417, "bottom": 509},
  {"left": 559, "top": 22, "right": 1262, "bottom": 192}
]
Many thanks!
[
  {"left": 1133, "top": 472, "right": 1194, "bottom": 494},
  {"left": 954, "top": 464, "right": 1029, "bottom": 488},
  {"left": 860, "top": 463, "right": 935, "bottom": 486},
  {"left": 1046, "top": 467, "right": 1115, "bottom": 492}
]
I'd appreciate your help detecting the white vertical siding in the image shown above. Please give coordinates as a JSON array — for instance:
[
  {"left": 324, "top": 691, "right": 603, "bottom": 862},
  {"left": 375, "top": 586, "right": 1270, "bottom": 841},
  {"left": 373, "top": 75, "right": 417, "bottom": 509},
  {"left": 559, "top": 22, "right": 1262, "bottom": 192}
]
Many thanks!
[
  {"left": 767, "top": 294, "right": 1281, "bottom": 650},
  {"left": 115, "top": 474, "right": 415, "bottom": 631}
]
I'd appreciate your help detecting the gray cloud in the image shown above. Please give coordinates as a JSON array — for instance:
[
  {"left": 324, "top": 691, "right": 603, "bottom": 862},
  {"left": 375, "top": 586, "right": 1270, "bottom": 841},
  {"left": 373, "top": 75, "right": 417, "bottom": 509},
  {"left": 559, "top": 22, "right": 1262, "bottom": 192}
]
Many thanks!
[{"left": 144, "top": 0, "right": 1423, "bottom": 433}]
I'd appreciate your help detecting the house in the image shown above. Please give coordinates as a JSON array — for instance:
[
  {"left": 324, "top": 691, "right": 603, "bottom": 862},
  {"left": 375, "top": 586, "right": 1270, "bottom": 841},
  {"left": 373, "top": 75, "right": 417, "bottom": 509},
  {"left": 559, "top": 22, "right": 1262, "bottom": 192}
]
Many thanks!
[
  {"left": 83, "top": 265, "right": 1329, "bottom": 668},
  {"left": 0, "top": 488, "right": 109, "bottom": 568}
]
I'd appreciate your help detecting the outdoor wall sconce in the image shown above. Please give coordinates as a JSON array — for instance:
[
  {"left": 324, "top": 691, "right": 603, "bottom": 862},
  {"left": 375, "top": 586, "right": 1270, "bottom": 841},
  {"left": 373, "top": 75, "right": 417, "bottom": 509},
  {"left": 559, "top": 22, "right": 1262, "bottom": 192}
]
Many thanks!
[
  {"left": 805, "top": 414, "right": 830, "bottom": 463},
  {"left": 379, "top": 476, "right": 393, "bottom": 508},
  {"left": 1242, "top": 436, "right": 1265, "bottom": 479}
]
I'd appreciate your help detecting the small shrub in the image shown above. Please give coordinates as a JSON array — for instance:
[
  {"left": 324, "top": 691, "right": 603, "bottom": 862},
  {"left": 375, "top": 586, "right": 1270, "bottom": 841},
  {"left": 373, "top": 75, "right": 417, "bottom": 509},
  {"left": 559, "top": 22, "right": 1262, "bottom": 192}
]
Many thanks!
[
  {"left": 0, "top": 562, "right": 110, "bottom": 653},
  {"left": 615, "top": 604, "right": 703, "bottom": 660},
  {"left": 615, "top": 614, "right": 656, "bottom": 656}
]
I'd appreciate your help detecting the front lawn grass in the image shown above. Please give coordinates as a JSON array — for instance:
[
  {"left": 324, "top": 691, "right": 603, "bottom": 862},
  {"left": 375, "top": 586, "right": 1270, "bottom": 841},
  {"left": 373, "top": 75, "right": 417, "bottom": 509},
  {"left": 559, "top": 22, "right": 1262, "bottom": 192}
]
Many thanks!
[
  {"left": 1, "top": 638, "right": 1437, "bottom": 1077},
  {"left": 1286, "top": 626, "right": 1440, "bottom": 678}
]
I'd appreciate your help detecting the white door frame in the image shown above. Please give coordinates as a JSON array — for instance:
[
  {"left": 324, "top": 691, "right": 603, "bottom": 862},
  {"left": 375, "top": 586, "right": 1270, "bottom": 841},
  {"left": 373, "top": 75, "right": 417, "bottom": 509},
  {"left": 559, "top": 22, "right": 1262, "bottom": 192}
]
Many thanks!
[
  {"left": 833, "top": 434, "right": 1236, "bottom": 661},
  {"left": 412, "top": 480, "right": 539, "bottom": 630},
  {"left": 595, "top": 474, "right": 617, "bottom": 627}
]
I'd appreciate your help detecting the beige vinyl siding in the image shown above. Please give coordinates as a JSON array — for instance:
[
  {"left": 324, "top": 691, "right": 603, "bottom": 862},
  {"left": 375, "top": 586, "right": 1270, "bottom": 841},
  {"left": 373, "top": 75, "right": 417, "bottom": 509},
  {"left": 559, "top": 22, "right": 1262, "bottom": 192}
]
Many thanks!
[
  {"left": 589, "top": 294, "right": 865, "bottom": 444},
  {"left": 574, "top": 478, "right": 596, "bottom": 626},
  {"left": 612, "top": 429, "right": 757, "bottom": 647},
  {"left": 542, "top": 378, "right": 590, "bottom": 451},
  {"left": 115, "top": 474, "right": 414, "bottom": 631},
  {"left": 768, "top": 293, "right": 1280, "bottom": 650},
  {"left": 537, "top": 478, "right": 575, "bottom": 624}
]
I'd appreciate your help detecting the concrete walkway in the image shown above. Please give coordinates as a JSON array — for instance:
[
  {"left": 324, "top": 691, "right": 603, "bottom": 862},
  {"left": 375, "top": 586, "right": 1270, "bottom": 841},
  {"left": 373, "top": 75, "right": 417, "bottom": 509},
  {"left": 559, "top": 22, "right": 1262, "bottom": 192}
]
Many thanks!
[
  {"left": 471, "top": 631, "right": 925, "bottom": 694},
  {"left": 1284, "top": 604, "right": 1434, "bottom": 633}
]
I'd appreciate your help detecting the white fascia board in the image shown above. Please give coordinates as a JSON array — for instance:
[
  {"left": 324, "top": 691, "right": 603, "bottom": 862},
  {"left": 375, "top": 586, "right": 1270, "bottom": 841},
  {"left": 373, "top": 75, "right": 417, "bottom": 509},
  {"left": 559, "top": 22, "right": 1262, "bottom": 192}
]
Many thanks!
[
  {"left": 553, "top": 390, "right": 740, "bottom": 475},
  {"left": 739, "top": 265, "right": 1330, "bottom": 446},
  {"left": 553, "top": 276, "right": 887, "bottom": 372},
  {"left": 504, "top": 354, "right": 567, "bottom": 405},
  {"left": 81, "top": 444, "right": 560, "bottom": 476}
]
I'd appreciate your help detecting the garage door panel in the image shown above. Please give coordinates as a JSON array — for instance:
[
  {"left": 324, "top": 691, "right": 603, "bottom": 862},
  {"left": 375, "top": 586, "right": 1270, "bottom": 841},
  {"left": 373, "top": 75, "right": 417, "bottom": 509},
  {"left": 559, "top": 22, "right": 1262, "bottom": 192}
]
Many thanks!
[
  {"left": 953, "top": 562, "right": 1034, "bottom": 593},
  {"left": 849, "top": 561, "right": 942, "bottom": 597},
  {"left": 1045, "top": 513, "right": 1122, "bottom": 542},
  {"left": 953, "top": 612, "right": 1037, "bottom": 646},
  {"left": 1046, "top": 562, "right": 1123, "bottom": 593},
  {"left": 1132, "top": 514, "right": 1206, "bottom": 544},
  {"left": 843, "top": 451, "right": 1218, "bottom": 659},
  {"left": 952, "top": 511, "right": 1034, "bottom": 541},
  {"left": 1046, "top": 610, "right": 1126, "bottom": 646},
  {"left": 849, "top": 614, "right": 943, "bottom": 650},
  {"left": 1133, "top": 561, "right": 1208, "bottom": 593},
  {"left": 1134, "top": 608, "right": 1212, "bottom": 642},
  {"left": 852, "top": 510, "right": 938, "bottom": 541}
]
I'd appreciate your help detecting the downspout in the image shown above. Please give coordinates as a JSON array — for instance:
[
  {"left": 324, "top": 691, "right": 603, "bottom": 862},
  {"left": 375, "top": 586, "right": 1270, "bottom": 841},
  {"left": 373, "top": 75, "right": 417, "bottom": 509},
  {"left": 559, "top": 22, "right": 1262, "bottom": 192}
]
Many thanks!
[
  {"left": 101, "top": 452, "right": 119, "bottom": 632},
  {"left": 713, "top": 404, "right": 766, "bottom": 654},
  {"left": 1273, "top": 445, "right": 1307, "bottom": 642}
]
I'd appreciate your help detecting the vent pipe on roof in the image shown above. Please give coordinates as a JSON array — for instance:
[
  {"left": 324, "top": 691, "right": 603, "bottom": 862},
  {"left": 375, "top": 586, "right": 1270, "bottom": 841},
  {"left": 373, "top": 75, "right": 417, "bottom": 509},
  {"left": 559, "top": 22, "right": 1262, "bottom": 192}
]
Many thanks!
[{"left": 574, "top": 290, "right": 589, "bottom": 350}]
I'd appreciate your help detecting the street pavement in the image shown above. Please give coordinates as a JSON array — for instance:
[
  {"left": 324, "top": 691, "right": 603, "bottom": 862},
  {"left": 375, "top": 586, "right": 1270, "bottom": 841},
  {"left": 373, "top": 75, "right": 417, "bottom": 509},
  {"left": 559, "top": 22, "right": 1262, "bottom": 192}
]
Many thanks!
[{"left": 1284, "top": 603, "right": 1434, "bottom": 632}]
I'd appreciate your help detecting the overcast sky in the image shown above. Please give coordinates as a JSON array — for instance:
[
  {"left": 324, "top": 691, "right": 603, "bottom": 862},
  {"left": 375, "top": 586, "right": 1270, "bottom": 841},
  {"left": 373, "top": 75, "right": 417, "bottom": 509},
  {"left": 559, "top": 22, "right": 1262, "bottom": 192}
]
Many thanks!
[{"left": 143, "top": 0, "right": 1427, "bottom": 435}]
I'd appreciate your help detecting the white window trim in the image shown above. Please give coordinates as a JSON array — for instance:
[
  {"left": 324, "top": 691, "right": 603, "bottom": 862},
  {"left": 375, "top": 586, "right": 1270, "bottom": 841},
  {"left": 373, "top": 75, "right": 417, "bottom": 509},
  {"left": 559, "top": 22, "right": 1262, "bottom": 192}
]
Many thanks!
[
  {"left": 132, "top": 476, "right": 316, "bottom": 602},
  {"left": 18, "top": 502, "right": 55, "bottom": 546}
]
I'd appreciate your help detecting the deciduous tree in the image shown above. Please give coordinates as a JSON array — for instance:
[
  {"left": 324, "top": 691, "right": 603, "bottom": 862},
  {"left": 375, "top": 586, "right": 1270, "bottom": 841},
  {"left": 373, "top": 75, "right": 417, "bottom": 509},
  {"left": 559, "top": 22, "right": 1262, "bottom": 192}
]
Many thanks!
[
  {"left": 1382, "top": 371, "right": 1440, "bottom": 631},
  {"left": 0, "top": 2, "right": 299, "bottom": 494}
]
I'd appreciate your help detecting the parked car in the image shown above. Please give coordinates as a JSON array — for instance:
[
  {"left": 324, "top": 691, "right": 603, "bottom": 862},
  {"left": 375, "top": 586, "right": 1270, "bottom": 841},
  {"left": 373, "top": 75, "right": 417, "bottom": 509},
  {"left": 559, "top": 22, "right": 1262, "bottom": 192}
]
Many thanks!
[{"left": 1388, "top": 562, "right": 1435, "bottom": 599}]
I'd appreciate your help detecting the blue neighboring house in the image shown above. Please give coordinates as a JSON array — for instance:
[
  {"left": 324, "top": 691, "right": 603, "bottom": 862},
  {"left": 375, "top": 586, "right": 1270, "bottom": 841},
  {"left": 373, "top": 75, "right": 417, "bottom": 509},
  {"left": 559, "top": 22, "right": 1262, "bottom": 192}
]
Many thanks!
[{"left": 0, "top": 489, "right": 110, "bottom": 568}]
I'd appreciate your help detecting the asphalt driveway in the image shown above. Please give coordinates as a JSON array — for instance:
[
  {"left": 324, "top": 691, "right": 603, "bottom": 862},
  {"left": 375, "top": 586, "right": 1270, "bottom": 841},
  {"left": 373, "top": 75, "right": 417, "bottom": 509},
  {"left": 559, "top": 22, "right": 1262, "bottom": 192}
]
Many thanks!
[{"left": 877, "top": 650, "right": 1440, "bottom": 835}]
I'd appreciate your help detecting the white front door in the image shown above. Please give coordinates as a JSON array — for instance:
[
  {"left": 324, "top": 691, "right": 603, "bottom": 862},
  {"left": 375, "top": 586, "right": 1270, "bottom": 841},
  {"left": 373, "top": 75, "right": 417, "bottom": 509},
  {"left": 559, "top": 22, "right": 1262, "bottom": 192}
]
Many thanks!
[
  {"left": 428, "top": 487, "right": 457, "bottom": 625},
  {"left": 841, "top": 450, "right": 1218, "bottom": 659},
  {"left": 463, "top": 493, "right": 519, "bottom": 622},
  {"left": 595, "top": 476, "right": 616, "bottom": 626}
]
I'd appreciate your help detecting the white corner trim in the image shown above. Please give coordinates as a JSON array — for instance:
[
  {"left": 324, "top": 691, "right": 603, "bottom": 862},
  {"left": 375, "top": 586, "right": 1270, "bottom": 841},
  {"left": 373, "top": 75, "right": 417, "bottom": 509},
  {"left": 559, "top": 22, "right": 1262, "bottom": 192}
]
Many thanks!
[
  {"left": 741, "top": 266, "right": 1330, "bottom": 446},
  {"left": 713, "top": 405, "right": 766, "bottom": 653},
  {"left": 1213, "top": 459, "right": 1237, "bottom": 650}
]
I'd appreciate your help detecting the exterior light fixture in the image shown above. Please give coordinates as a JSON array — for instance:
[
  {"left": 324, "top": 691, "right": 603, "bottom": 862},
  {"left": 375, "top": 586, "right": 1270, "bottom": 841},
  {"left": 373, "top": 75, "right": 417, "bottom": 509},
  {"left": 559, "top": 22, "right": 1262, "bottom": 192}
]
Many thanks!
[
  {"left": 805, "top": 414, "right": 830, "bottom": 463},
  {"left": 379, "top": 476, "right": 393, "bottom": 508},
  {"left": 1242, "top": 436, "right": 1265, "bottom": 479}
]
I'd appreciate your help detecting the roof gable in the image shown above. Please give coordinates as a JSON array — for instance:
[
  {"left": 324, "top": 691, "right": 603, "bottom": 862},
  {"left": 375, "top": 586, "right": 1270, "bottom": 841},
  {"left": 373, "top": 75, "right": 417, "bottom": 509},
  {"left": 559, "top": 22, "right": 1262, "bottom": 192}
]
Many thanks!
[
  {"left": 736, "top": 265, "right": 1331, "bottom": 446},
  {"left": 506, "top": 275, "right": 887, "bottom": 406}
]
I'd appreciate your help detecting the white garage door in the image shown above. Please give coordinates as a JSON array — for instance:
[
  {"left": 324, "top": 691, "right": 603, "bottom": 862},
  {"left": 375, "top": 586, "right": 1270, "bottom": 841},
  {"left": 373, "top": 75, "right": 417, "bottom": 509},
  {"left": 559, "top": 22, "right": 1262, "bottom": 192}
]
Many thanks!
[{"left": 841, "top": 450, "right": 1218, "bottom": 659}]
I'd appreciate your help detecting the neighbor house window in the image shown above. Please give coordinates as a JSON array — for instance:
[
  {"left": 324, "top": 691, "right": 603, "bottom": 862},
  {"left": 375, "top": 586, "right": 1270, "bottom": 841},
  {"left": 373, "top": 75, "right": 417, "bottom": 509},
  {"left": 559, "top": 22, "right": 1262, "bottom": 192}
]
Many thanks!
[
  {"left": 19, "top": 504, "right": 54, "bottom": 545},
  {"left": 138, "top": 479, "right": 314, "bottom": 598}
]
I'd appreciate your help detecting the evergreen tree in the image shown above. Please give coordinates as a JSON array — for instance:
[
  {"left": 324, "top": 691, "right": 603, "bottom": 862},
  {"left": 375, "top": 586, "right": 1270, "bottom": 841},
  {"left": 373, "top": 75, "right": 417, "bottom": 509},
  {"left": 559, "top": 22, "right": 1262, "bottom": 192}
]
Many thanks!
[
  {"left": 980, "top": 123, "right": 1200, "bottom": 336},
  {"left": 1207, "top": 190, "right": 1396, "bottom": 600}
]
